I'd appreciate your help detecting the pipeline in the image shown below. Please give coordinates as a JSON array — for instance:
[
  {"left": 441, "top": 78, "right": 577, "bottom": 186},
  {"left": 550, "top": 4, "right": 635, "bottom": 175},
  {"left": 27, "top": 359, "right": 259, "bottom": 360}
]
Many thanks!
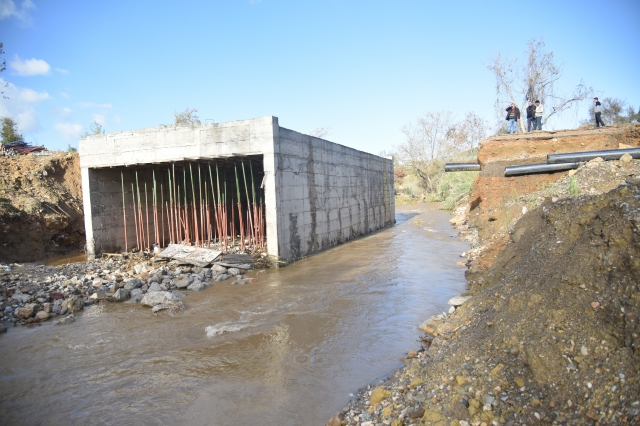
[
  {"left": 547, "top": 148, "right": 640, "bottom": 164},
  {"left": 444, "top": 163, "right": 481, "bottom": 172},
  {"left": 504, "top": 162, "right": 580, "bottom": 177}
]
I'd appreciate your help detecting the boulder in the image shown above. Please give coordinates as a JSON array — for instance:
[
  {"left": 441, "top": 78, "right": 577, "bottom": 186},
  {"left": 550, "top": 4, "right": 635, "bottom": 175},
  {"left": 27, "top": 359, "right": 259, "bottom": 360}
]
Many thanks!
[
  {"left": 215, "top": 274, "right": 229, "bottom": 282},
  {"left": 211, "top": 265, "right": 227, "bottom": 274},
  {"left": 187, "top": 281, "right": 205, "bottom": 292},
  {"left": 448, "top": 295, "right": 472, "bottom": 306},
  {"left": 16, "top": 303, "right": 36, "bottom": 319},
  {"left": 11, "top": 290, "right": 31, "bottom": 303},
  {"left": 174, "top": 277, "right": 192, "bottom": 289},
  {"left": 36, "top": 311, "right": 50, "bottom": 320},
  {"left": 130, "top": 288, "right": 143, "bottom": 297},
  {"left": 148, "top": 283, "right": 162, "bottom": 292},
  {"left": 141, "top": 291, "right": 184, "bottom": 312},
  {"left": 61, "top": 295, "right": 84, "bottom": 314},
  {"left": 112, "top": 288, "right": 130, "bottom": 302},
  {"left": 227, "top": 268, "right": 241, "bottom": 276}
]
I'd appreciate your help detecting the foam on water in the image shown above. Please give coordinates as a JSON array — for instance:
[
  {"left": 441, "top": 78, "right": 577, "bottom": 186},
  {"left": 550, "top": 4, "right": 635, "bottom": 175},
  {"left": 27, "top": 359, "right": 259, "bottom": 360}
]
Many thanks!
[{"left": 205, "top": 323, "right": 250, "bottom": 337}]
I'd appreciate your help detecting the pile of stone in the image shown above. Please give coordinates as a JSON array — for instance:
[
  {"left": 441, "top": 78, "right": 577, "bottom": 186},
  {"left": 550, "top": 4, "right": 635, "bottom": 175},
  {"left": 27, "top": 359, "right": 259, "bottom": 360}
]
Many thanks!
[{"left": 0, "top": 252, "right": 256, "bottom": 330}]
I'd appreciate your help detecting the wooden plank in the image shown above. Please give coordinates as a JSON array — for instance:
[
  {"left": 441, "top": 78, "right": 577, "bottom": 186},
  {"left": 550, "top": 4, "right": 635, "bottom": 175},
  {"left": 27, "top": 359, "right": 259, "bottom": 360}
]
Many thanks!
[{"left": 158, "top": 244, "right": 221, "bottom": 267}]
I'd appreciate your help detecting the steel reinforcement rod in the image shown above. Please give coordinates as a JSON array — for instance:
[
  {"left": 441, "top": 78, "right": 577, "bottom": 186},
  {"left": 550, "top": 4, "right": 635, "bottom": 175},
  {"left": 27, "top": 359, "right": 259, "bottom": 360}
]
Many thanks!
[
  {"left": 547, "top": 148, "right": 640, "bottom": 164},
  {"left": 444, "top": 163, "right": 481, "bottom": 172},
  {"left": 504, "top": 162, "right": 580, "bottom": 177}
]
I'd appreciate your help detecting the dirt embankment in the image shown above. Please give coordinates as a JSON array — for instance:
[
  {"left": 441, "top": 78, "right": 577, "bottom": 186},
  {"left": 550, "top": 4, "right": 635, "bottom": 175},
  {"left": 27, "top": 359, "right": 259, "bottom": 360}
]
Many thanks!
[
  {"left": 327, "top": 124, "right": 640, "bottom": 426},
  {"left": 459, "top": 124, "right": 640, "bottom": 277},
  {"left": 0, "top": 153, "right": 85, "bottom": 263}
]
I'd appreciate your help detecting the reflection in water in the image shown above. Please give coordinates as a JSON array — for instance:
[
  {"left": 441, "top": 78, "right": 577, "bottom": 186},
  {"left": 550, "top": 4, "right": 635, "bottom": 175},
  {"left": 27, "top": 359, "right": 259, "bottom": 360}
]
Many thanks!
[{"left": 0, "top": 203, "right": 469, "bottom": 426}]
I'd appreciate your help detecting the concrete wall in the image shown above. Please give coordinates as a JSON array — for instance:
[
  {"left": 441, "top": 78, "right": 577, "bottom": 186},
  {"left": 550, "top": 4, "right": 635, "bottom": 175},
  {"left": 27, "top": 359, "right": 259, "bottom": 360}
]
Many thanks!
[
  {"left": 274, "top": 127, "right": 394, "bottom": 261},
  {"left": 80, "top": 116, "right": 279, "bottom": 259},
  {"left": 79, "top": 116, "right": 394, "bottom": 262}
]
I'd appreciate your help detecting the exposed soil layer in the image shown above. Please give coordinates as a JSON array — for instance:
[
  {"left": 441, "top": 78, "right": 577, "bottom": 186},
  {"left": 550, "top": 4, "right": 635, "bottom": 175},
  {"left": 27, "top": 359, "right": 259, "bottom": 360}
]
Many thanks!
[
  {"left": 0, "top": 153, "right": 85, "bottom": 263},
  {"left": 464, "top": 124, "right": 640, "bottom": 274}
]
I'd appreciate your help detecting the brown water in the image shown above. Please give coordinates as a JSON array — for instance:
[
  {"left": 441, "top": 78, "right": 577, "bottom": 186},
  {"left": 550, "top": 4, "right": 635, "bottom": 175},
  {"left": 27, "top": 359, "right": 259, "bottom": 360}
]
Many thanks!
[
  {"left": 0, "top": 203, "right": 469, "bottom": 426},
  {"left": 43, "top": 252, "right": 88, "bottom": 266}
]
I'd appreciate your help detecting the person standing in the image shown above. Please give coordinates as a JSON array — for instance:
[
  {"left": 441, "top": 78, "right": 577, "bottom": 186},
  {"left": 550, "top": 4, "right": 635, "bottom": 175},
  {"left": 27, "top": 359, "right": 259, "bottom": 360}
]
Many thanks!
[
  {"left": 594, "top": 97, "right": 605, "bottom": 127},
  {"left": 534, "top": 100, "right": 544, "bottom": 131},
  {"left": 505, "top": 103, "right": 520, "bottom": 134},
  {"left": 526, "top": 100, "right": 536, "bottom": 132}
]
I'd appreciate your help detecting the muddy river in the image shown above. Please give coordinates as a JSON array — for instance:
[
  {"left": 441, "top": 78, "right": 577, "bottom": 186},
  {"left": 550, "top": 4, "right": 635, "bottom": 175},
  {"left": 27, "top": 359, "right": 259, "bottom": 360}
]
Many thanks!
[{"left": 0, "top": 203, "right": 469, "bottom": 426}]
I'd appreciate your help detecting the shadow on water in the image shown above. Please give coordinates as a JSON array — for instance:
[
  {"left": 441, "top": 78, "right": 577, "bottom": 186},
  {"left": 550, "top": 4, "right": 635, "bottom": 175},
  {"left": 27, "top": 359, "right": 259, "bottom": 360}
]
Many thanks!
[{"left": 0, "top": 202, "right": 469, "bottom": 426}]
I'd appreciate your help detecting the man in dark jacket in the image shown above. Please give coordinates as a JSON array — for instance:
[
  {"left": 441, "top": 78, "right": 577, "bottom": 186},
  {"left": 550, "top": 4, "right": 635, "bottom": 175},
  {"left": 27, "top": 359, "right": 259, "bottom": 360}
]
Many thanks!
[
  {"left": 594, "top": 97, "right": 605, "bottom": 127},
  {"left": 505, "top": 103, "right": 520, "bottom": 134},
  {"left": 525, "top": 100, "right": 536, "bottom": 132}
]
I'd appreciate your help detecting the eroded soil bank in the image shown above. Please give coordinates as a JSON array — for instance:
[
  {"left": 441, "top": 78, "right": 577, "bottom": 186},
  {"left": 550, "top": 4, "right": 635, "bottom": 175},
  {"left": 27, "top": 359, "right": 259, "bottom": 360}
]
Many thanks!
[{"left": 0, "top": 153, "right": 84, "bottom": 263}]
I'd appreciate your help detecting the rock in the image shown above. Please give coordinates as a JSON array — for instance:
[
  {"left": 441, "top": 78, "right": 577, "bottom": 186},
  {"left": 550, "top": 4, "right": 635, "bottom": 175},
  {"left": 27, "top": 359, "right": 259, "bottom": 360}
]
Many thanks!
[
  {"left": 370, "top": 387, "right": 391, "bottom": 407},
  {"left": 591, "top": 301, "right": 600, "bottom": 309},
  {"left": 36, "top": 311, "right": 50, "bottom": 320},
  {"left": 227, "top": 268, "right": 240, "bottom": 276},
  {"left": 11, "top": 290, "right": 30, "bottom": 303},
  {"left": 130, "top": 288, "right": 143, "bottom": 298},
  {"left": 187, "top": 281, "right": 205, "bottom": 292},
  {"left": 232, "top": 279, "right": 247, "bottom": 285},
  {"left": 43, "top": 302, "right": 51, "bottom": 313},
  {"left": 92, "top": 278, "right": 103, "bottom": 287},
  {"left": 123, "top": 280, "right": 140, "bottom": 291},
  {"left": 148, "top": 283, "right": 162, "bottom": 292},
  {"left": 589, "top": 156, "right": 604, "bottom": 163},
  {"left": 61, "top": 295, "right": 84, "bottom": 314},
  {"left": 133, "top": 263, "right": 148, "bottom": 275},
  {"left": 171, "top": 290, "right": 186, "bottom": 299},
  {"left": 448, "top": 295, "right": 471, "bottom": 306},
  {"left": 448, "top": 305, "right": 455, "bottom": 314},
  {"left": 406, "top": 407, "right": 425, "bottom": 419},
  {"left": 619, "top": 143, "right": 632, "bottom": 149},
  {"left": 50, "top": 292, "right": 65, "bottom": 300},
  {"left": 16, "top": 303, "right": 36, "bottom": 319},
  {"left": 0, "top": 325, "right": 6, "bottom": 333},
  {"left": 407, "top": 349, "right": 418, "bottom": 358},
  {"left": 626, "top": 177, "right": 640, "bottom": 186},
  {"left": 174, "top": 277, "right": 192, "bottom": 289},
  {"left": 127, "top": 294, "right": 144, "bottom": 303},
  {"left": 140, "top": 291, "right": 184, "bottom": 314},
  {"left": 211, "top": 265, "right": 227, "bottom": 274},
  {"left": 215, "top": 274, "right": 229, "bottom": 282},
  {"left": 54, "top": 314, "right": 76, "bottom": 325},
  {"left": 620, "top": 153, "right": 633, "bottom": 163},
  {"left": 113, "top": 288, "right": 130, "bottom": 301},
  {"left": 568, "top": 169, "right": 577, "bottom": 176},
  {"left": 324, "top": 412, "right": 344, "bottom": 426}
]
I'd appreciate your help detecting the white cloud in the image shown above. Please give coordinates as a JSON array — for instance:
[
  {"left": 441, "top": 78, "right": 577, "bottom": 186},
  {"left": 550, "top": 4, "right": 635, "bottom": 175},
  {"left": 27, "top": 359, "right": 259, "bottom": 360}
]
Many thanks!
[
  {"left": 54, "top": 123, "right": 83, "bottom": 140},
  {"left": 79, "top": 101, "right": 112, "bottom": 109},
  {"left": 51, "top": 106, "right": 72, "bottom": 119},
  {"left": 92, "top": 113, "right": 106, "bottom": 126},
  {"left": 114, "top": 115, "right": 121, "bottom": 123},
  {"left": 18, "top": 87, "right": 50, "bottom": 103},
  {"left": 60, "top": 92, "right": 70, "bottom": 99},
  {"left": 10, "top": 54, "right": 51, "bottom": 76},
  {"left": 0, "top": 79, "right": 50, "bottom": 133},
  {"left": 0, "top": 0, "right": 35, "bottom": 24},
  {"left": 55, "top": 68, "right": 69, "bottom": 74}
]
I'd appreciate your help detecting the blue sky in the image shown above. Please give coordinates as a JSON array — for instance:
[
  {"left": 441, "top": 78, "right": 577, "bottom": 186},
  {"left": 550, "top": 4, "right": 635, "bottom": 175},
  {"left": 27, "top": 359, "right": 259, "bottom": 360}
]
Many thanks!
[{"left": 1, "top": 0, "right": 639, "bottom": 154}]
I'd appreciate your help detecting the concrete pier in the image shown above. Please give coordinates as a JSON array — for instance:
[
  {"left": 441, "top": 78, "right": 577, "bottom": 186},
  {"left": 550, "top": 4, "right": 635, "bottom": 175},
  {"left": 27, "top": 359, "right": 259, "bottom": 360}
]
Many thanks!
[{"left": 79, "top": 116, "right": 394, "bottom": 262}]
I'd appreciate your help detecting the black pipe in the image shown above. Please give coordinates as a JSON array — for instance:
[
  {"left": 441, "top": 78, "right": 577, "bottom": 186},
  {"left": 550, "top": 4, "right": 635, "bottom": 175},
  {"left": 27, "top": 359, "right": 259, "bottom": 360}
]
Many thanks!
[
  {"left": 444, "top": 163, "right": 481, "bottom": 172},
  {"left": 504, "top": 162, "right": 580, "bottom": 177},
  {"left": 547, "top": 148, "right": 640, "bottom": 164}
]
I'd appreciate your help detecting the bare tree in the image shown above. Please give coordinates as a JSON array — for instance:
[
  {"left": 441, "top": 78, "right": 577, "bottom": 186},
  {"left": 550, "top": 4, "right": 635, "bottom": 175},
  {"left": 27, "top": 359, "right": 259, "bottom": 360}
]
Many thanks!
[
  {"left": 309, "top": 126, "right": 332, "bottom": 139},
  {"left": 174, "top": 107, "right": 201, "bottom": 126},
  {"left": 488, "top": 39, "right": 592, "bottom": 132}
]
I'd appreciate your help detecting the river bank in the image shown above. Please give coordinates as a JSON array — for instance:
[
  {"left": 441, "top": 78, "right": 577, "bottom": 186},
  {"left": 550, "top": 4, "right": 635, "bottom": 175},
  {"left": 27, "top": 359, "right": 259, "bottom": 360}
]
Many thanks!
[{"left": 325, "top": 128, "right": 640, "bottom": 426}]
